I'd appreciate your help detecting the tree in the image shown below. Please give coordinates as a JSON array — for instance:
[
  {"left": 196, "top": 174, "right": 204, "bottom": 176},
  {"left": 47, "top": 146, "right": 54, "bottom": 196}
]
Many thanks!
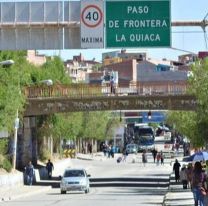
[
  {"left": 166, "top": 59, "right": 208, "bottom": 148},
  {"left": 78, "top": 111, "right": 120, "bottom": 141},
  {"left": 0, "top": 51, "right": 29, "bottom": 132},
  {"left": 0, "top": 52, "right": 72, "bottom": 132},
  {"left": 188, "top": 59, "right": 208, "bottom": 147},
  {"left": 51, "top": 112, "right": 83, "bottom": 151},
  {"left": 166, "top": 111, "right": 201, "bottom": 146}
]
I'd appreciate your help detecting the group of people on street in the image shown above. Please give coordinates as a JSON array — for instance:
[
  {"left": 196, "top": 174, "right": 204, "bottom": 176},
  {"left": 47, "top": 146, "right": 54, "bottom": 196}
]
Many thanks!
[
  {"left": 25, "top": 159, "right": 54, "bottom": 185},
  {"left": 152, "top": 148, "right": 164, "bottom": 165},
  {"left": 116, "top": 147, "right": 165, "bottom": 165},
  {"left": 119, "top": 148, "right": 165, "bottom": 165},
  {"left": 173, "top": 159, "right": 208, "bottom": 206},
  {"left": 101, "top": 142, "right": 116, "bottom": 158}
]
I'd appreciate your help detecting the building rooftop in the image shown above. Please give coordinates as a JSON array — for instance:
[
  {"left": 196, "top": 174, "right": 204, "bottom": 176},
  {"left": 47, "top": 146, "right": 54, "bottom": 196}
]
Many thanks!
[{"left": 137, "top": 60, "right": 188, "bottom": 82}]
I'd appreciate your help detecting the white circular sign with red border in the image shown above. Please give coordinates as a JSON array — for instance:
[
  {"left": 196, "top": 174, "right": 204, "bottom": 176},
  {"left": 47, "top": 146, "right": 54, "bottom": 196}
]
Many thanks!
[{"left": 81, "top": 4, "right": 103, "bottom": 28}]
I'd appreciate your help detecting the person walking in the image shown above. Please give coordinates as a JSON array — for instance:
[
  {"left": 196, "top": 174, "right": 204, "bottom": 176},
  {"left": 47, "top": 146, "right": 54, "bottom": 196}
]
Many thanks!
[
  {"left": 122, "top": 148, "right": 128, "bottom": 162},
  {"left": 46, "top": 159, "right": 54, "bottom": 179},
  {"left": 25, "top": 161, "right": 35, "bottom": 186},
  {"left": 187, "top": 163, "right": 193, "bottom": 188},
  {"left": 88, "top": 143, "right": 92, "bottom": 154},
  {"left": 107, "top": 145, "right": 111, "bottom": 158},
  {"left": 142, "top": 150, "right": 147, "bottom": 166},
  {"left": 160, "top": 151, "right": 164, "bottom": 165},
  {"left": 180, "top": 164, "right": 188, "bottom": 189},
  {"left": 103, "top": 143, "right": 107, "bottom": 157},
  {"left": 156, "top": 152, "right": 161, "bottom": 166},
  {"left": 191, "top": 161, "right": 206, "bottom": 206},
  {"left": 173, "top": 159, "right": 181, "bottom": 182},
  {"left": 151, "top": 148, "right": 157, "bottom": 163}
]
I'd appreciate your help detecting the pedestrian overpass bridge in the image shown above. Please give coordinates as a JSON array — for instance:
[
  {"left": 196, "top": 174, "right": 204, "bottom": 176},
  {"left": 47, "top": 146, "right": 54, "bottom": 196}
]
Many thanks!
[{"left": 24, "top": 84, "right": 197, "bottom": 116}]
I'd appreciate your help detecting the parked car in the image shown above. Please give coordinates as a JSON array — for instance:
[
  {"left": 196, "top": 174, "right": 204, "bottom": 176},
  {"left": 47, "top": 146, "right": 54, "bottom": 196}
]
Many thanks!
[
  {"left": 125, "top": 144, "right": 138, "bottom": 154},
  {"left": 60, "top": 168, "right": 90, "bottom": 194}
]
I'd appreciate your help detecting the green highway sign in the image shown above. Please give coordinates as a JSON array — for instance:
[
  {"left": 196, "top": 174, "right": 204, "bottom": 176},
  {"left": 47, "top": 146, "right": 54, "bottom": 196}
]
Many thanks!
[{"left": 105, "top": 0, "right": 171, "bottom": 48}]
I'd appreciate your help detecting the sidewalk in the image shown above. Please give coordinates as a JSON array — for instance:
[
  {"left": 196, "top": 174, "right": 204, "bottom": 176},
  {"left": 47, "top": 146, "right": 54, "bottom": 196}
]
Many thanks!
[
  {"left": 163, "top": 173, "right": 194, "bottom": 206},
  {"left": 0, "top": 185, "right": 51, "bottom": 202}
]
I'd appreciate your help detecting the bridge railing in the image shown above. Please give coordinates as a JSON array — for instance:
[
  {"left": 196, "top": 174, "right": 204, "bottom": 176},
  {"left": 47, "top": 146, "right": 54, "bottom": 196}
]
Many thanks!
[
  {"left": 24, "top": 83, "right": 188, "bottom": 99},
  {"left": 24, "top": 84, "right": 104, "bottom": 98}
]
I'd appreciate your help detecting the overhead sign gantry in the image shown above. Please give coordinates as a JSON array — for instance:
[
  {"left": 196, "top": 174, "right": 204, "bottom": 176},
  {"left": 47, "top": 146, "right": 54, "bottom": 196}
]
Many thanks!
[{"left": 0, "top": 0, "right": 171, "bottom": 50}]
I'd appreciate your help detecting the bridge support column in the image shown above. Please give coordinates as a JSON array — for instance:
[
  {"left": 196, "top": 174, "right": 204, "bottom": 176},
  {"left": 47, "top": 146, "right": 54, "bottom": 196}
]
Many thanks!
[{"left": 18, "top": 117, "right": 37, "bottom": 169}]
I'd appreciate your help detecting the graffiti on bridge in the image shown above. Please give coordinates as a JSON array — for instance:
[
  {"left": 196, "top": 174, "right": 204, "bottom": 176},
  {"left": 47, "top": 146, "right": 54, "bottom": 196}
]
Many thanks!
[{"left": 25, "top": 95, "right": 197, "bottom": 116}]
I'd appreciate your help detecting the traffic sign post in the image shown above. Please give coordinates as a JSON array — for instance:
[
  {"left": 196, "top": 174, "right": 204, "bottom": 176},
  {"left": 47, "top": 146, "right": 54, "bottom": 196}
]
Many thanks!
[
  {"left": 105, "top": 0, "right": 171, "bottom": 48},
  {"left": 81, "top": 0, "right": 104, "bottom": 48}
]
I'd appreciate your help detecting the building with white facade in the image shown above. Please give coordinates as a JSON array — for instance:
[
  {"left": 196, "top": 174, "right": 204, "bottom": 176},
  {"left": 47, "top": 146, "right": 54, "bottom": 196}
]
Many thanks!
[{"left": 64, "top": 53, "right": 100, "bottom": 83}]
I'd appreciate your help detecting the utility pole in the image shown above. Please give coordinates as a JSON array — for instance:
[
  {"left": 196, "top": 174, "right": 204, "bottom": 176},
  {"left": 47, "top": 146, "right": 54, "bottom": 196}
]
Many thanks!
[{"left": 12, "top": 110, "right": 19, "bottom": 170}]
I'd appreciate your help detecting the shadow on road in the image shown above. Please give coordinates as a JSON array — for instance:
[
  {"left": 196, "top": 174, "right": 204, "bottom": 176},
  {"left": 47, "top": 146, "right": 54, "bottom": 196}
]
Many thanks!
[{"left": 34, "top": 176, "right": 60, "bottom": 188}]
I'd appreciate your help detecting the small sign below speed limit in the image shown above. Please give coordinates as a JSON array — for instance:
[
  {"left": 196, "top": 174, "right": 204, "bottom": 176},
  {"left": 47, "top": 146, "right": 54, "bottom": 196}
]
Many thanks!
[{"left": 81, "top": 0, "right": 104, "bottom": 48}]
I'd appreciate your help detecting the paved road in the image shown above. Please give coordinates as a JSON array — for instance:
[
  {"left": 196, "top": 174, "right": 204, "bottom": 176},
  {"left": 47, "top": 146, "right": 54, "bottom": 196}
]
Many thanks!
[
  {"left": 1, "top": 164, "right": 173, "bottom": 205},
  {"left": 75, "top": 154, "right": 172, "bottom": 176},
  {"left": 0, "top": 186, "right": 168, "bottom": 206},
  {"left": 0, "top": 136, "right": 179, "bottom": 206}
]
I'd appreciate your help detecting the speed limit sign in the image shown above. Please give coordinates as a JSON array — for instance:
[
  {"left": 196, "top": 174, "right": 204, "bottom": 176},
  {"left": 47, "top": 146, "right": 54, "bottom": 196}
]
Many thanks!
[
  {"left": 81, "top": 0, "right": 104, "bottom": 48},
  {"left": 81, "top": 5, "right": 103, "bottom": 28}
]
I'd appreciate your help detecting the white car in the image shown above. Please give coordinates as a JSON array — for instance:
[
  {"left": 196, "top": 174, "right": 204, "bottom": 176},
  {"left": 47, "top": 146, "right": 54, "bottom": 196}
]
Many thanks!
[{"left": 60, "top": 168, "right": 90, "bottom": 194}]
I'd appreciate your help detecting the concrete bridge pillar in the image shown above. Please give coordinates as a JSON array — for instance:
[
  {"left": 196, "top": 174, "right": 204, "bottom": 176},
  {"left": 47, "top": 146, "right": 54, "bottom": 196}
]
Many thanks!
[{"left": 17, "top": 117, "right": 37, "bottom": 169}]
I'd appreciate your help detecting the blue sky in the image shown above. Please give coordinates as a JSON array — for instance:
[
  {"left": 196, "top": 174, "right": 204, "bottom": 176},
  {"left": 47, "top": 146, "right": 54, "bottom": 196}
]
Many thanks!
[{"left": 5, "top": 0, "right": 208, "bottom": 62}]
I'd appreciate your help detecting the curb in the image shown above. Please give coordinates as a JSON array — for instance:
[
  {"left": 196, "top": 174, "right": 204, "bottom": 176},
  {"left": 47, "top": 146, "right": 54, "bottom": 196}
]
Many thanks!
[{"left": 77, "top": 156, "right": 93, "bottom": 161}]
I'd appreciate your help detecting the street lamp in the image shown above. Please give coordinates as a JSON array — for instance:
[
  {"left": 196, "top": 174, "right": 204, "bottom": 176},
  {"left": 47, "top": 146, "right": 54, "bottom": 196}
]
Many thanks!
[
  {"left": 0, "top": 60, "right": 14, "bottom": 67},
  {"left": 40, "top": 79, "right": 53, "bottom": 86}
]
